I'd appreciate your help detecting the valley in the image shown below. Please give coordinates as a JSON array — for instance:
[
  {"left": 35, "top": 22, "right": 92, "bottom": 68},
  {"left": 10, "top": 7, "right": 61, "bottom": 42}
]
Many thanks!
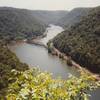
[
  {"left": 0, "top": 6, "right": 100, "bottom": 100},
  {"left": 9, "top": 24, "right": 100, "bottom": 100}
]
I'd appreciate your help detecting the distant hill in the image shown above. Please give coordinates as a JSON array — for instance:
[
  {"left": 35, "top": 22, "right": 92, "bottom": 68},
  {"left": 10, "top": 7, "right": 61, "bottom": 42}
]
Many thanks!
[
  {"left": 57, "top": 8, "right": 91, "bottom": 28},
  {"left": 0, "top": 7, "right": 46, "bottom": 41},
  {"left": 31, "top": 10, "right": 68, "bottom": 24},
  {"left": 0, "top": 7, "right": 68, "bottom": 41},
  {"left": 53, "top": 6, "right": 100, "bottom": 73}
]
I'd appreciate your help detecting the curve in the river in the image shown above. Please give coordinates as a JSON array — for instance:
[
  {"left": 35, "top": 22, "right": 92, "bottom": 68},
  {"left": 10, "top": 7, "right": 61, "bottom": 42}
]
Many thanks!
[
  {"left": 9, "top": 24, "right": 100, "bottom": 100},
  {"left": 40, "top": 24, "right": 64, "bottom": 45},
  {"left": 9, "top": 24, "right": 79, "bottom": 79}
]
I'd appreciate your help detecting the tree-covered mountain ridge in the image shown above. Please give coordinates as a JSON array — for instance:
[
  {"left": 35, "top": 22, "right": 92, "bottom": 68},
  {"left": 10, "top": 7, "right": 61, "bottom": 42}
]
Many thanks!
[
  {"left": 0, "top": 7, "right": 47, "bottom": 41},
  {"left": 53, "top": 6, "right": 100, "bottom": 73},
  {"left": 0, "top": 7, "right": 96, "bottom": 42},
  {"left": 57, "top": 7, "right": 91, "bottom": 28}
]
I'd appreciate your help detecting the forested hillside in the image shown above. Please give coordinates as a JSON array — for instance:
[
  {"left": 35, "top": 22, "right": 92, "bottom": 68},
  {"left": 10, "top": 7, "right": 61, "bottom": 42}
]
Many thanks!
[
  {"left": 57, "top": 8, "right": 91, "bottom": 28},
  {"left": 53, "top": 6, "right": 100, "bottom": 73},
  {"left": 0, "top": 7, "right": 46, "bottom": 41},
  {"left": 0, "top": 41, "right": 28, "bottom": 98},
  {"left": 0, "top": 37, "right": 99, "bottom": 100},
  {"left": 31, "top": 10, "right": 68, "bottom": 24}
]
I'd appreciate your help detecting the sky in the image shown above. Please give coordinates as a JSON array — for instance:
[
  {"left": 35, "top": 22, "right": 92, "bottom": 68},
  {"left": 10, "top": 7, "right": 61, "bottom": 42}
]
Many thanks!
[{"left": 0, "top": 0, "right": 100, "bottom": 11}]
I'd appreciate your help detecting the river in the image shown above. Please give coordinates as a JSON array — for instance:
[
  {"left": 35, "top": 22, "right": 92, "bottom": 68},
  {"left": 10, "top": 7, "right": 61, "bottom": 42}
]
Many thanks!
[
  {"left": 9, "top": 24, "right": 100, "bottom": 100},
  {"left": 40, "top": 24, "right": 64, "bottom": 45},
  {"left": 9, "top": 24, "right": 79, "bottom": 79}
]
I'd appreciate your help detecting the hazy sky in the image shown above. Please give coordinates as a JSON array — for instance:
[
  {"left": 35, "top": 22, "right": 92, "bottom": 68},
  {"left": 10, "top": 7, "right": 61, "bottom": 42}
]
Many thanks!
[{"left": 0, "top": 0, "right": 100, "bottom": 10}]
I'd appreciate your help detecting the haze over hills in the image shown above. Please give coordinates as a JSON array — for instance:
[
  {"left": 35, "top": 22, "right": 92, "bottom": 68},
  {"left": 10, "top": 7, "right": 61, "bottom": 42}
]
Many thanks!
[
  {"left": 57, "top": 7, "right": 91, "bottom": 28},
  {"left": 31, "top": 10, "right": 68, "bottom": 25},
  {"left": 31, "top": 7, "right": 92, "bottom": 28},
  {"left": 53, "top": 6, "right": 100, "bottom": 73}
]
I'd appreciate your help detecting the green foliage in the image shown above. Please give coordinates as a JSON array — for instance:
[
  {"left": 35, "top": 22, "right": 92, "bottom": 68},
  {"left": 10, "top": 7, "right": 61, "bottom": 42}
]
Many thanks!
[
  {"left": 53, "top": 6, "right": 100, "bottom": 73},
  {"left": 0, "top": 7, "right": 46, "bottom": 41},
  {"left": 47, "top": 41, "right": 54, "bottom": 53},
  {"left": 0, "top": 43, "right": 28, "bottom": 97},
  {"left": 66, "top": 57, "right": 73, "bottom": 66},
  {"left": 31, "top": 11, "right": 68, "bottom": 25},
  {"left": 0, "top": 6, "right": 100, "bottom": 100},
  {"left": 58, "top": 8, "right": 91, "bottom": 28},
  {"left": 6, "top": 68, "right": 100, "bottom": 100}
]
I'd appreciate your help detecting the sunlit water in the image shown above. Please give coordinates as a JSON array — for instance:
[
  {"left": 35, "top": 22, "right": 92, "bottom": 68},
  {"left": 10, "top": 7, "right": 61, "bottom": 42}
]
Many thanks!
[{"left": 9, "top": 24, "right": 100, "bottom": 99}]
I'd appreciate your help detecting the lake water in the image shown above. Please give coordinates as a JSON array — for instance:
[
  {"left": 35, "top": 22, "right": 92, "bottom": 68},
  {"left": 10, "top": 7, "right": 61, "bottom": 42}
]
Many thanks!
[{"left": 9, "top": 24, "right": 100, "bottom": 99}]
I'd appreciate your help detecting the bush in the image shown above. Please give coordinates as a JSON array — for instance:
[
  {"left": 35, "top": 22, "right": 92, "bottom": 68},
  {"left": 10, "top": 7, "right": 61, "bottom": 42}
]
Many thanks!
[
  {"left": 67, "top": 57, "right": 73, "bottom": 66},
  {"left": 6, "top": 68, "right": 100, "bottom": 100}
]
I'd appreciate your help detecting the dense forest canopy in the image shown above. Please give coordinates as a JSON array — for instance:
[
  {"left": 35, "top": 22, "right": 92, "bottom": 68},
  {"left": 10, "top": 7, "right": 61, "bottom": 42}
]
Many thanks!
[
  {"left": 0, "top": 42, "right": 28, "bottom": 97},
  {"left": 0, "top": 7, "right": 46, "bottom": 41},
  {"left": 31, "top": 10, "right": 68, "bottom": 25},
  {"left": 0, "top": 7, "right": 69, "bottom": 42},
  {"left": 0, "top": 7, "right": 93, "bottom": 42},
  {"left": 0, "top": 7, "right": 96, "bottom": 42},
  {"left": 53, "top": 6, "right": 100, "bottom": 73}
]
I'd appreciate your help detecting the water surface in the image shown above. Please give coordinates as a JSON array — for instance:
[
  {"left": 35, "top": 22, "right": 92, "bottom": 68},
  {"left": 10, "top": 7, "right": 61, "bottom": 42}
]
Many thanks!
[
  {"left": 40, "top": 24, "right": 64, "bottom": 45},
  {"left": 9, "top": 24, "right": 100, "bottom": 99},
  {"left": 10, "top": 24, "right": 79, "bottom": 79}
]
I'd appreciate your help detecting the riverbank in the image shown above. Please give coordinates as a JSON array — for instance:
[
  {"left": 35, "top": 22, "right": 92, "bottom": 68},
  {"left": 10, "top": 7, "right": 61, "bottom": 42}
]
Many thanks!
[
  {"left": 8, "top": 24, "right": 100, "bottom": 100},
  {"left": 8, "top": 23, "right": 100, "bottom": 81},
  {"left": 27, "top": 39, "right": 48, "bottom": 49},
  {"left": 8, "top": 33, "right": 47, "bottom": 47},
  {"left": 21, "top": 37, "right": 100, "bottom": 81},
  {"left": 47, "top": 42, "right": 100, "bottom": 80},
  {"left": 9, "top": 38, "right": 100, "bottom": 81},
  {"left": 14, "top": 35, "right": 100, "bottom": 81}
]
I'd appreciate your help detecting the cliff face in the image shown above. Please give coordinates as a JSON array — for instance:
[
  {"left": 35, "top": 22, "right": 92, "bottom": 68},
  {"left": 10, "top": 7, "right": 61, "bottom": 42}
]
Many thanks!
[{"left": 53, "top": 6, "right": 100, "bottom": 73}]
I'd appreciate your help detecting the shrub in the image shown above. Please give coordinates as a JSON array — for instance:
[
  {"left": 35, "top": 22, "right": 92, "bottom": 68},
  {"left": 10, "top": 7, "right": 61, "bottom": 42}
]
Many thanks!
[{"left": 6, "top": 68, "right": 100, "bottom": 100}]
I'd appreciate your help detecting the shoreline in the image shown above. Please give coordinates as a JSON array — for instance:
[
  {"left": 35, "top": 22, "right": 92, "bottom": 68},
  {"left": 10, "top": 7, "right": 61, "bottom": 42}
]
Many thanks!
[
  {"left": 9, "top": 39, "right": 100, "bottom": 81},
  {"left": 27, "top": 39, "right": 48, "bottom": 49},
  {"left": 50, "top": 45, "right": 100, "bottom": 81}
]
